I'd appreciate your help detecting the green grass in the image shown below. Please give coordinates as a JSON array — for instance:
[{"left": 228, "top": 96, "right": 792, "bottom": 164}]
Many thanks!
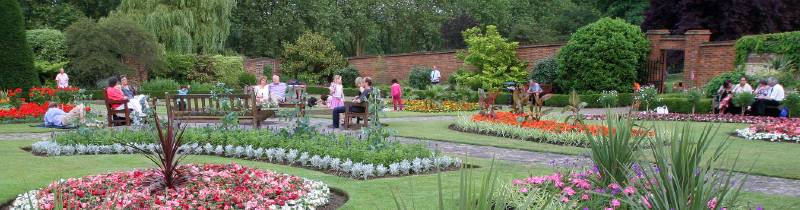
[
  {"left": 310, "top": 110, "right": 474, "bottom": 119},
  {"left": 1, "top": 139, "right": 797, "bottom": 209},
  {"left": 0, "top": 123, "right": 57, "bottom": 134},
  {"left": 389, "top": 120, "right": 800, "bottom": 180}
]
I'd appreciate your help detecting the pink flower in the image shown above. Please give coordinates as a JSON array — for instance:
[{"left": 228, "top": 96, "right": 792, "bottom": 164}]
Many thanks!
[
  {"left": 623, "top": 186, "right": 636, "bottom": 195},
  {"left": 708, "top": 197, "right": 718, "bottom": 209},
  {"left": 581, "top": 194, "right": 590, "bottom": 200},
  {"left": 561, "top": 196, "right": 570, "bottom": 203},
  {"left": 519, "top": 187, "right": 528, "bottom": 193},
  {"left": 610, "top": 199, "right": 621, "bottom": 207},
  {"left": 608, "top": 183, "right": 621, "bottom": 190},
  {"left": 512, "top": 179, "right": 525, "bottom": 185},
  {"left": 563, "top": 187, "right": 576, "bottom": 196},
  {"left": 642, "top": 196, "right": 652, "bottom": 209}
]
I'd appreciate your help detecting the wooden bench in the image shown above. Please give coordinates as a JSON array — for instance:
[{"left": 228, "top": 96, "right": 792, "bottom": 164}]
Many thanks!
[
  {"left": 105, "top": 97, "right": 131, "bottom": 127},
  {"left": 343, "top": 101, "right": 369, "bottom": 129},
  {"left": 164, "top": 93, "right": 263, "bottom": 128}
]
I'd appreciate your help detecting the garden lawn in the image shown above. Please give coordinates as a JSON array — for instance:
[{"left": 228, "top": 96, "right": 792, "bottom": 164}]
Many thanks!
[
  {"left": 1, "top": 139, "right": 797, "bottom": 209},
  {"left": 0, "top": 123, "right": 56, "bottom": 134},
  {"left": 390, "top": 120, "right": 800, "bottom": 179},
  {"left": 309, "top": 110, "right": 475, "bottom": 119}
]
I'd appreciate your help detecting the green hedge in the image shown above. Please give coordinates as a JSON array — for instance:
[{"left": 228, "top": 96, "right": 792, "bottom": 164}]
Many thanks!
[
  {"left": 0, "top": 0, "right": 39, "bottom": 90},
  {"left": 735, "top": 31, "right": 800, "bottom": 68},
  {"left": 650, "top": 98, "right": 713, "bottom": 114},
  {"left": 544, "top": 93, "right": 634, "bottom": 108},
  {"left": 306, "top": 86, "right": 359, "bottom": 97}
]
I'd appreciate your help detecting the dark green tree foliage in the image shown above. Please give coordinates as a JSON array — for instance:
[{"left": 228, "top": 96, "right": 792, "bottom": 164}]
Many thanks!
[
  {"left": 20, "top": 0, "right": 85, "bottom": 30},
  {"left": 0, "top": 0, "right": 39, "bottom": 89},
  {"left": 333, "top": 66, "right": 361, "bottom": 88},
  {"left": 65, "top": 17, "right": 162, "bottom": 87},
  {"left": 441, "top": 13, "right": 480, "bottom": 49},
  {"left": 407, "top": 66, "right": 432, "bottom": 90},
  {"left": 574, "top": 0, "right": 649, "bottom": 25},
  {"left": 281, "top": 32, "right": 346, "bottom": 83},
  {"left": 642, "top": 0, "right": 800, "bottom": 41},
  {"left": 27, "top": 29, "right": 69, "bottom": 83},
  {"left": 556, "top": 18, "right": 649, "bottom": 92},
  {"left": 65, "top": 0, "right": 120, "bottom": 19},
  {"left": 529, "top": 57, "right": 558, "bottom": 84}
]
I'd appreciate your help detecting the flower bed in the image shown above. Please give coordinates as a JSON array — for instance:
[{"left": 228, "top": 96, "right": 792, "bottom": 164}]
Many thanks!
[
  {"left": 452, "top": 112, "right": 652, "bottom": 147},
  {"left": 736, "top": 121, "right": 800, "bottom": 143},
  {"left": 403, "top": 99, "right": 478, "bottom": 112},
  {"left": 0, "top": 102, "right": 89, "bottom": 122},
  {"left": 31, "top": 128, "right": 461, "bottom": 179},
  {"left": 585, "top": 112, "right": 800, "bottom": 124},
  {"left": 11, "top": 163, "right": 330, "bottom": 209}
]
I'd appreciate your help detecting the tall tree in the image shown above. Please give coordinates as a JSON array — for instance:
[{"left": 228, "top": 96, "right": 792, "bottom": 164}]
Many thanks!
[
  {"left": 642, "top": 0, "right": 799, "bottom": 41},
  {"left": 113, "top": 0, "right": 236, "bottom": 54},
  {"left": 0, "top": 0, "right": 39, "bottom": 90},
  {"left": 281, "top": 32, "right": 346, "bottom": 83},
  {"left": 20, "top": 0, "right": 85, "bottom": 30},
  {"left": 441, "top": 13, "right": 479, "bottom": 49},
  {"left": 66, "top": 0, "right": 120, "bottom": 19},
  {"left": 574, "top": 0, "right": 649, "bottom": 25}
]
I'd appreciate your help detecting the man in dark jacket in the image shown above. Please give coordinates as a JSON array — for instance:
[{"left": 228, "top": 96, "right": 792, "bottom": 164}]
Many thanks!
[{"left": 330, "top": 78, "right": 372, "bottom": 128}]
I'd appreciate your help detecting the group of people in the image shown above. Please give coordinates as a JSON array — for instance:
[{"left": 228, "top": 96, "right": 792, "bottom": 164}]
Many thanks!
[
  {"left": 329, "top": 77, "right": 374, "bottom": 129},
  {"left": 717, "top": 77, "right": 785, "bottom": 116},
  {"left": 252, "top": 75, "right": 288, "bottom": 105}
]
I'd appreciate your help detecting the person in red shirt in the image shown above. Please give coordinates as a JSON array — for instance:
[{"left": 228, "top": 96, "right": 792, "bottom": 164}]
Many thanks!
[{"left": 105, "top": 77, "right": 127, "bottom": 110}]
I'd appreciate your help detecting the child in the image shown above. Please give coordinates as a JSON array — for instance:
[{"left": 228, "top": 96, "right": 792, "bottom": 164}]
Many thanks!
[
  {"left": 177, "top": 85, "right": 190, "bottom": 111},
  {"left": 390, "top": 79, "right": 403, "bottom": 111},
  {"left": 328, "top": 75, "right": 344, "bottom": 108}
]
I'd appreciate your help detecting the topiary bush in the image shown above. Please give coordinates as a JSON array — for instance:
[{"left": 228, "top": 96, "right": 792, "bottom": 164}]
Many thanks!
[
  {"left": 333, "top": 66, "right": 361, "bottom": 88},
  {"left": 555, "top": 17, "right": 649, "bottom": 92},
  {"left": 408, "top": 66, "right": 432, "bottom": 90},
  {"left": 529, "top": 57, "right": 558, "bottom": 84},
  {"left": 0, "top": 0, "right": 40, "bottom": 90}
]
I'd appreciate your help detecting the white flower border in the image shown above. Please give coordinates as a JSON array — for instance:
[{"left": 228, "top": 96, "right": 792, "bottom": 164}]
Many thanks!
[
  {"left": 11, "top": 178, "right": 331, "bottom": 210},
  {"left": 735, "top": 128, "right": 800, "bottom": 143},
  {"left": 31, "top": 141, "right": 462, "bottom": 179}
]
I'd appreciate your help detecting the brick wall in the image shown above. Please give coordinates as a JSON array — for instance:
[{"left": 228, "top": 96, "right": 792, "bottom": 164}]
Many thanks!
[
  {"left": 348, "top": 44, "right": 563, "bottom": 84},
  {"left": 244, "top": 57, "right": 281, "bottom": 80},
  {"left": 696, "top": 41, "right": 736, "bottom": 86},
  {"left": 646, "top": 29, "right": 736, "bottom": 88}
]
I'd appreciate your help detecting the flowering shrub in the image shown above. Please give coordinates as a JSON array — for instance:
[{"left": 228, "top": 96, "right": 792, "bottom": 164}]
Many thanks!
[
  {"left": 736, "top": 122, "right": 800, "bottom": 143},
  {"left": 586, "top": 112, "right": 800, "bottom": 124},
  {"left": 403, "top": 99, "right": 478, "bottom": 112},
  {"left": 11, "top": 163, "right": 330, "bottom": 209},
  {"left": 0, "top": 88, "right": 24, "bottom": 108},
  {"left": 506, "top": 169, "right": 634, "bottom": 209}
]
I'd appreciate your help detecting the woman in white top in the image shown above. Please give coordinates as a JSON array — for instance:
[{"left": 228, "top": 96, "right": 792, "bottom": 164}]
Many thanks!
[
  {"left": 328, "top": 75, "right": 344, "bottom": 108},
  {"left": 55, "top": 68, "right": 69, "bottom": 88},
  {"left": 732, "top": 77, "right": 753, "bottom": 94},
  {"left": 253, "top": 77, "right": 271, "bottom": 105}
]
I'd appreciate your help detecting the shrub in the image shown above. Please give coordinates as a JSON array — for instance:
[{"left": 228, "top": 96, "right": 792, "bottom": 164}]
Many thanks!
[
  {"left": 636, "top": 85, "right": 661, "bottom": 111},
  {"left": 26, "top": 29, "right": 68, "bottom": 62},
  {"left": 408, "top": 66, "right": 432, "bottom": 90},
  {"left": 597, "top": 90, "right": 619, "bottom": 108},
  {"left": 237, "top": 72, "right": 257, "bottom": 88},
  {"left": 555, "top": 18, "right": 649, "bottom": 92},
  {"left": 333, "top": 66, "right": 361, "bottom": 88},
  {"left": 704, "top": 70, "right": 748, "bottom": 97},
  {"left": 0, "top": 0, "right": 39, "bottom": 90},
  {"left": 281, "top": 32, "right": 346, "bottom": 83},
  {"left": 141, "top": 78, "right": 180, "bottom": 92},
  {"left": 685, "top": 88, "right": 703, "bottom": 114},
  {"left": 155, "top": 53, "right": 197, "bottom": 82},
  {"left": 732, "top": 92, "right": 755, "bottom": 115},
  {"left": 784, "top": 92, "right": 800, "bottom": 117},
  {"left": 211, "top": 55, "right": 245, "bottom": 87},
  {"left": 529, "top": 57, "right": 557, "bottom": 84},
  {"left": 456, "top": 25, "right": 528, "bottom": 90}
]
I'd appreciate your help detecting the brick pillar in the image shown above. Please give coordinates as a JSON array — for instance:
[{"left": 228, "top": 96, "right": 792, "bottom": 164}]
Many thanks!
[
  {"left": 645, "top": 29, "right": 670, "bottom": 61},
  {"left": 684, "top": 30, "right": 712, "bottom": 87}
]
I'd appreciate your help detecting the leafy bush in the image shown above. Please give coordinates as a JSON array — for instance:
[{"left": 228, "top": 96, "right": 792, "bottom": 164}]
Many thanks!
[
  {"left": 732, "top": 92, "right": 755, "bottom": 115},
  {"left": 26, "top": 29, "right": 68, "bottom": 62},
  {"left": 238, "top": 72, "right": 257, "bottom": 88},
  {"left": 597, "top": 90, "right": 619, "bottom": 108},
  {"left": 555, "top": 18, "right": 649, "bottom": 92},
  {"left": 153, "top": 53, "right": 197, "bottom": 82},
  {"left": 408, "top": 66, "right": 433, "bottom": 90},
  {"left": 281, "top": 32, "right": 346, "bottom": 83},
  {"left": 784, "top": 92, "right": 800, "bottom": 117},
  {"left": 0, "top": 0, "right": 39, "bottom": 90},
  {"left": 333, "top": 66, "right": 361, "bottom": 88},
  {"left": 636, "top": 85, "right": 661, "bottom": 111},
  {"left": 735, "top": 30, "right": 800, "bottom": 70},
  {"left": 529, "top": 57, "right": 557, "bottom": 84},
  {"left": 141, "top": 78, "right": 180, "bottom": 92},
  {"left": 211, "top": 55, "right": 245, "bottom": 88},
  {"left": 703, "top": 70, "right": 748, "bottom": 97},
  {"left": 685, "top": 88, "right": 703, "bottom": 114},
  {"left": 456, "top": 25, "right": 528, "bottom": 90},
  {"left": 544, "top": 93, "right": 634, "bottom": 108}
]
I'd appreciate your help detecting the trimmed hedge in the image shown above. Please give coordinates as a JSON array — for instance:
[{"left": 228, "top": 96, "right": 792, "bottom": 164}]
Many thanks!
[
  {"left": 306, "top": 86, "right": 359, "bottom": 97},
  {"left": 650, "top": 98, "right": 713, "bottom": 114},
  {"left": 0, "top": 0, "right": 39, "bottom": 90},
  {"left": 544, "top": 93, "right": 635, "bottom": 108}
]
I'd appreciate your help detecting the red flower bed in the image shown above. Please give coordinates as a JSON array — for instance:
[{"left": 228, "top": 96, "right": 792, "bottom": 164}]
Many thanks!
[
  {"left": 19, "top": 164, "right": 329, "bottom": 209},
  {"left": 0, "top": 102, "right": 90, "bottom": 121},
  {"left": 473, "top": 112, "right": 651, "bottom": 136}
]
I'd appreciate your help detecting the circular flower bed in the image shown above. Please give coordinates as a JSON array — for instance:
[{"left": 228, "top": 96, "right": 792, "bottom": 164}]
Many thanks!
[
  {"left": 11, "top": 164, "right": 330, "bottom": 210},
  {"left": 403, "top": 99, "right": 478, "bottom": 112},
  {"left": 736, "top": 121, "right": 800, "bottom": 143}
]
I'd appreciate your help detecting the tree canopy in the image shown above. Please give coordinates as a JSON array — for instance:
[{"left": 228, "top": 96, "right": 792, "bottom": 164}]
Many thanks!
[{"left": 281, "top": 32, "right": 347, "bottom": 84}]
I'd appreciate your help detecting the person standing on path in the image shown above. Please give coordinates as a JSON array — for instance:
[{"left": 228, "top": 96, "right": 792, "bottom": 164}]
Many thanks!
[
  {"left": 328, "top": 75, "right": 344, "bottom": 108},
  {"left": 55, "top": 68, "right": 69, "bottom": 88},
  {"left": 390, "top": 79, "right": 403, "bottom": 110},
  {"left": 430, "top": 66, "right": 441, "bottom": 85}
]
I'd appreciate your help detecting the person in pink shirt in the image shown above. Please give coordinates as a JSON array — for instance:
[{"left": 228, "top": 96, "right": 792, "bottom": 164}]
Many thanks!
[
  {"left": 390, "top": 79, "right": 403, "bottom": 111},
  {"left": 328, "top": 75, "right": 344, "bottom": 108},
  {"left": 105, "top": 77, "right": 127, "bottom": 110}
]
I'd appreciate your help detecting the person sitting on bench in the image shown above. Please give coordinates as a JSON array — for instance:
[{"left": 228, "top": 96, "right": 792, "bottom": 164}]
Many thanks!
[
  {"left": 330, "top": 78, "right": 372, "bottom": 129},
  {"left": 44, "top": 102, "right": 86, "bottom": 127},
  {"left": 753, "top": 77, "right": 785, "bottom": 116}
]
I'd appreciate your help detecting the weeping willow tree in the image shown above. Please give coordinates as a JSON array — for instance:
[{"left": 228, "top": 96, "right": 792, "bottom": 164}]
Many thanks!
[{"left": 112, "top": 0, "right": 235, "bottom": 54}]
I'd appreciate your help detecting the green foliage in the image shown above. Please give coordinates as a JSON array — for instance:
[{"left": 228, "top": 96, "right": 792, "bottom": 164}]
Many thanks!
[
  {"left": 588, "top": 111, "right": 644, "bottom": 186},
  {"left": 154, "top": 53, "right": 196, "bottom": 82},
  {"left": 0, "top": 0, "right": 39, "bottom": 90},
  {"left": 704, "top": 70, "right": 748, "bottom": 97},
  {"left": 113, "top": 0, "right": 235, "bottom": 54},
  {"left": 237, "top": 72, "right": 257, "bottom": 88},
  {"left": 629, "top": 125, "right": 745, "bottom": 210},
  {"left": 333, "top": 66, "right": 361, "bottom": 88},
  {"left": 54, "top": 128, "right": 432, "bottom": 166},
  {"left": 26, "top": 29, "right": 68, "bottom": 62},
  {"left": 211, "top": 55, "right": 245, "bottom": 88},
  {"left": 651, "top": 98, "right": 713, "bottom": 114},
  {"left": 281, "top": 32, "right": 346, "bottom": 83},
  {"left": 685, "top": 88, "right": 703, "bottom": 114},
  {"left": 561, "top": 90, "right": 588, "bottom": 125},
  {"left": 544, "top": 93, "right": 635, "bottom": 108},
  {"left": 597, "top": 90, "right": 619, "bottom": 108},
  {"left": 408, "top": 66, "right": 433, "bottom": 90},
  {"left": 20, "top": 0, "right": 85, "bottom": 30},
  {"left": 141, "top": 78, "right": 179, "bottom": 92},
  {"left": 555, "top": 17, "right": 649, "bottom": 92},
  {"left": 735, "top": 31, "right": 800, "bottom": 75},
  {"left": 65, "top": 17, "right": 163, "bottom": 87},
  {"left": 453, "top": 115, "right": 594, "bottom": 147},
  {"left": 262, "top": 65, "right": 273, "bottom": 78},
  {"left": 529, "top": 57, "right": 558, "bottom": 84},
  {"left": 732, "top": 92, "right": 756, "bottom": 115},
  {"left": 783, "top": 92, "right": 800, "bottom": 117},
  {"left": 456, "top": 25, "right": 528, "bottom": 90},
  {"left": 636, "top": 85, "right": 661, "bottom": 111}
]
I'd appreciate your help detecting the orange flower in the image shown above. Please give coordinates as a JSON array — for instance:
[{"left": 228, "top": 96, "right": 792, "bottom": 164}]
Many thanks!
[{"left": 472, "top": 112, "right": 652, "bottom": 137}]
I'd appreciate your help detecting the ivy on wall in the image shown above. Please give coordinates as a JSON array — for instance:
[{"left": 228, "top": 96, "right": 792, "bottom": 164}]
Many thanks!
[{"left": 734, "top": 31, "right": 800, "bottom": 66}]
